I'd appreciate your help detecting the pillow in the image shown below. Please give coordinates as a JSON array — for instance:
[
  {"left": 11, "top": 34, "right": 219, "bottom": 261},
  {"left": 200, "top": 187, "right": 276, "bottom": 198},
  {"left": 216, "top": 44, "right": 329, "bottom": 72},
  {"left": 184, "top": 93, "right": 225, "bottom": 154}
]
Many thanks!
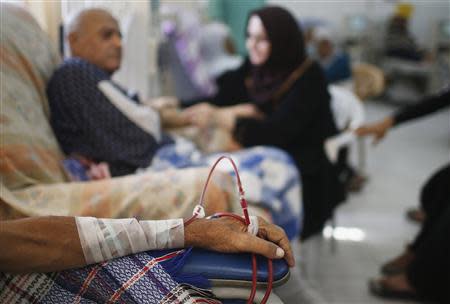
[{"left": 0, "top": 4, "right": 67, "bottom": 190}]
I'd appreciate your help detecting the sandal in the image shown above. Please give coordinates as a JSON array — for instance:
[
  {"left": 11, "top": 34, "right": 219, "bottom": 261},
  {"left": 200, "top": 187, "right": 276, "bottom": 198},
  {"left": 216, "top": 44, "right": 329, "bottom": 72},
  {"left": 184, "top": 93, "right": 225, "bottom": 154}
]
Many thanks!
[
  {"left": 406, "top": 208, "right": 426, "bottom": 223},
  {"left": 347, "top": 174, "right": 368, "bottom": 192},
  {"left": 381, "top": 248, "right": 415, "bottom": 275},
  {"left": 369, "top": 277, "right": 421, "bottom": 301}
]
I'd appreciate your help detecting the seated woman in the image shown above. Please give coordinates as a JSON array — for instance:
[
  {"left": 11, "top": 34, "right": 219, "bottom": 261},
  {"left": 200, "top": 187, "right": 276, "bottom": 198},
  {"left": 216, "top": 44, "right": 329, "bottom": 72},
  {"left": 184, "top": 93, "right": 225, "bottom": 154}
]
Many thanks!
[
  {"left": 0, "top": 211, "right": 294, "bottom": 302},
  {"left": 183, "top": 6, "right": 345, "bottom": 240}
]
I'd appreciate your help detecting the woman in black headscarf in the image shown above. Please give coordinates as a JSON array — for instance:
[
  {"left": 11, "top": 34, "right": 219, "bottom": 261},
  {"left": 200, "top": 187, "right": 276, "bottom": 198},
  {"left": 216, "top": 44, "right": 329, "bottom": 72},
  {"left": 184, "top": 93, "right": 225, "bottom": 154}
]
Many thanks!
[{"left": 184, "top": 6, "right": 345, "bottom": 239}]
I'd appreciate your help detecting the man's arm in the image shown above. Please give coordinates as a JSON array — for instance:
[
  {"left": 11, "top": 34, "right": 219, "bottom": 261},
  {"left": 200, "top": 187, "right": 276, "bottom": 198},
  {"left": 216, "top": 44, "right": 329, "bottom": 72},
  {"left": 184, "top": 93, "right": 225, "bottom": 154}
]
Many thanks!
[
  {"left": 0, "top": 216, "right": 294, "bottom": 273},
  {"left": 0, "top": 216, "right": 85, "bottom": 273}
]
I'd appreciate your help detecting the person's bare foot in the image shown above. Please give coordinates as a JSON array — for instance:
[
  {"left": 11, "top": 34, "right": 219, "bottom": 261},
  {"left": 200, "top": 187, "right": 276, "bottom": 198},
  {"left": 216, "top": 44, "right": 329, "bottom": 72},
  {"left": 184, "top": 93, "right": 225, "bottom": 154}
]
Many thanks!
[
  {"left": 381, "top": 248, "right": 415, "bottom": 275},
  {"left": 380, "top": 273, "right": 415, "bottom": 292},
  {"left": 347, "top": 174, "right": 368, "bottom": 192},
  {"left": 369, "top": 273, "right": 419, "bottom": 300},
  {"left": 406, "top": 208, "right": 426, "bottom": 223}
]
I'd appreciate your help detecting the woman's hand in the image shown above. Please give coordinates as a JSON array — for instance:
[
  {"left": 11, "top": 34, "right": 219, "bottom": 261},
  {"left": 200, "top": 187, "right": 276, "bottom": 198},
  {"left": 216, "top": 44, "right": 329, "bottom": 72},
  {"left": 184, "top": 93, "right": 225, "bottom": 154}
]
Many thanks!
[
  {"left": 183, "top": 103, "right": 264, "bottom": 131},
  {"left": 184, "top": 216, "right": 295, "bottom": 267},
  {"left": 356, "top": 117, "right": 394, "bottom": 145},
  {"left": 182, "top": 103, "right": 219, "bottom": 129},
  {"left": 230, "top": 103, "right": 264, "bottom": 119},
  {"left": 215, "top": 104, "right": 264, "bottom": 131}
]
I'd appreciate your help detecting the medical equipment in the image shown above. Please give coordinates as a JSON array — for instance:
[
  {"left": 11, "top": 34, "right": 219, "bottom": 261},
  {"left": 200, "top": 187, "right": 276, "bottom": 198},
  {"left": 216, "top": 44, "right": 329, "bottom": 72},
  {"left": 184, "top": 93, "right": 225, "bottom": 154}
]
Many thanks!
[{"left": 184, "top": 155, "right": 275, "bottom": 304}]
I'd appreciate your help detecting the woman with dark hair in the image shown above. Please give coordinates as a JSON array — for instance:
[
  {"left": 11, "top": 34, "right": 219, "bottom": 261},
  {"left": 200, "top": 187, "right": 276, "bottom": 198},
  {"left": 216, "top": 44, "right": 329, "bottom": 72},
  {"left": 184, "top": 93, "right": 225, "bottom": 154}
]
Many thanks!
[{"left": 184, "top": 6, "right": 345, "bottom": 240}]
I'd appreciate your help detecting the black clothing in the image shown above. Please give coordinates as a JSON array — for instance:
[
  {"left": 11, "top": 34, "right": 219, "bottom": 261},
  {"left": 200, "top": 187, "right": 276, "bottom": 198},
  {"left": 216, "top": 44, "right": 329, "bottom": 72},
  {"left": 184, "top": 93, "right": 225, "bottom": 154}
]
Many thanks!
[
  {"left": 393, "top": 88, "right": 450, "bottom": 302},
  {"left": 393, "top": 87, "right": 450, "bottom": 125},
  {"left": 411, "top": 164, "right": 450, "bottom": 252},
  {"left": 210, "top": 61, "right": 345, "bottom": 239},
  {"left": 407, "top": 190, "right": 450, "bottom": 303}
]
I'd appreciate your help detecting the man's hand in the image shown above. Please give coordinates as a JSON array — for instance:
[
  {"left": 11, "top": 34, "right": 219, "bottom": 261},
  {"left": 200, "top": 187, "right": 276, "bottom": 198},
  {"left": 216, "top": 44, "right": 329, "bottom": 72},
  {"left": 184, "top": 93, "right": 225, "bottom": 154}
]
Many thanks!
[
  {"left": 184, "top": 216, "right": 295, "bottom": 267},
  {"left": 148, "top": 96, "right": 179, "bottom": 109},
  {"left": 355, "top": 117, "right": 394, "bottom": 145}
]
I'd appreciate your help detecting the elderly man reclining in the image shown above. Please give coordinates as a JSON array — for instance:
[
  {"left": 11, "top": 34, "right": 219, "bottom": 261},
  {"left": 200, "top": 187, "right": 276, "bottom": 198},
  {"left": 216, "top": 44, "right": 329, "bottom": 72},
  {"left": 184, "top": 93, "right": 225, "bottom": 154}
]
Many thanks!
[
  {"left": 0, "top": 210, "right": 294, "bottom": 303},
  {"left": 47, "top": 8, "right": 302, "bottom": 239}
]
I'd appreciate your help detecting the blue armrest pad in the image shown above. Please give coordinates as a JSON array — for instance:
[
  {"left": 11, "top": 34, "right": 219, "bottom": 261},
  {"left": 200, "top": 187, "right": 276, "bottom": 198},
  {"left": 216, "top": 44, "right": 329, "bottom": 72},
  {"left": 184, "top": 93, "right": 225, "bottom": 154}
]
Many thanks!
[{"left": 152, "top": 248, "right": 289, "bottom": 282}]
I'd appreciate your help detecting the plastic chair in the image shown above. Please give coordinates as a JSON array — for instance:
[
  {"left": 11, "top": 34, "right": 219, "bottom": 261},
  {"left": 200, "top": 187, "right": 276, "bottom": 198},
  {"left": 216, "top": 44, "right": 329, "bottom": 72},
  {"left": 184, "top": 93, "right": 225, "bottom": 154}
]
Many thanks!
[
  {"left": 326, "top": 85, "right": 365, "bottom": 170},
  {"left": 352, "top": 63, "right": 385, "bottom": 101},
  {"left": 324, "top": 86, "right": 366, "bottom": 244}
]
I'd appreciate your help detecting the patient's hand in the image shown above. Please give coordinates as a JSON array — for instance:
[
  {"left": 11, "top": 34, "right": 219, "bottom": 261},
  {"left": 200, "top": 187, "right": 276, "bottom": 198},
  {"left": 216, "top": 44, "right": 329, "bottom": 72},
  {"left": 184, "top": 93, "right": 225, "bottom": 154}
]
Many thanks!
[
  {"left": 160, "top": 107, "right": 191, "bottom": 128},
  {"left": 141, "top": 96, "right": 189, "bottom": 128},
  {"left": 184, "top": 216, "right": 295, "bottom": 267},
  {"left": 146, "top": 96, "right": 179, "bottom": 109}
]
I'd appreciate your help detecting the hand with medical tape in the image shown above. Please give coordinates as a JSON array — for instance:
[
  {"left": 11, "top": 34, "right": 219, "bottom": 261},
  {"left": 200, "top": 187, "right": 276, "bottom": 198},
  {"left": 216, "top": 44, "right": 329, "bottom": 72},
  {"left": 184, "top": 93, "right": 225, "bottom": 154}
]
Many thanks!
[
  {"left": 185, "top": 216, "right": 294, "bottom": 267},
  {"left": 0, "top": 215, "right": 294, "bottom": 273}
]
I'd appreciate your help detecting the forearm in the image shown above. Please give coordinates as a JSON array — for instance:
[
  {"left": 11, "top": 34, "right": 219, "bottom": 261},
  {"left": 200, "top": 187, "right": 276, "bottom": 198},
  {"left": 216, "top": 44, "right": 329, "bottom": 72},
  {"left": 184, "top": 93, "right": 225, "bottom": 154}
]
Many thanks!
[
  {"left": 393, "top": 88, "right": 450, "bottom": 126},
  {"left": 216, "top": 103, "right": 263, "bottom": 131},
  {"left": 159, "top": 107, "right": 191, "bottom": 128},
  {"left": 0, "top": 216, "right": 184, "bottom": 273},
  {"left": 0, "top": 216, "right": 84, "bottom": 273},
  {"left": 76, "top": 217, "right": 183, "bottom": 265},
  {"left": 0, "top": 215, "right": 295, "bottom": 273}
]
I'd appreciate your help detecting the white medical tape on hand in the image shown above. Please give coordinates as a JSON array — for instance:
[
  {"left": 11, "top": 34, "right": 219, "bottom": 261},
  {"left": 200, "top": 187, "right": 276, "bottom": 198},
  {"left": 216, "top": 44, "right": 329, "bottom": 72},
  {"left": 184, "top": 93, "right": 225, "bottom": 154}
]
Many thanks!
[
  {"left": 247, "top": 215, "right": 259, "bottom": 236},
  {"left": 75, "top": 217, "right": 184, "bottom": 265}
]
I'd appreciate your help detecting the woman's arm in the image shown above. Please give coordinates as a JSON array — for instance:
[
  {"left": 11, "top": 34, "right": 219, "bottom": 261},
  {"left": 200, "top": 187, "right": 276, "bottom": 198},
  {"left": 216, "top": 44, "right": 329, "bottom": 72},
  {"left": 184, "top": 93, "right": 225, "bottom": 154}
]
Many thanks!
[
  {"left": 181, "top": 102, "right": 263, "bottom": 130},
  {"left": 356, "top": 87, "right": 450, "bottom": 144}
]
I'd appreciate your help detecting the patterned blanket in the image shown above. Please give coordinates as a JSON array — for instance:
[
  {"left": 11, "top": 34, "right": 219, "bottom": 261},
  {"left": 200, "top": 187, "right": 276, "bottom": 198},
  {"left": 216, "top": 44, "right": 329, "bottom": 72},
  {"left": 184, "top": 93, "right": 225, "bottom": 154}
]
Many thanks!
[
  {"left": 152, "top": 138, "right": 302, "bottom": 239},
  {"left": 0, "top": 251, "right": 220, "bottom": 304}
]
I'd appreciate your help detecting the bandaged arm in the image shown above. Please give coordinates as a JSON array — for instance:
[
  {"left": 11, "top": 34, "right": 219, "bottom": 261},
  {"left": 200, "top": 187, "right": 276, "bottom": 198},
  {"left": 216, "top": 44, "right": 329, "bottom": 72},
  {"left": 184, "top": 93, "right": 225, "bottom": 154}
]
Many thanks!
[
  {"left": 0, "top": 216, "right": 183, "bottom": 273},
  {"left": 0, "top": 215, "right": 277, "bottom": 274},
  {"left": 75, "top": 217, "right": 183, "bottom": 265}
]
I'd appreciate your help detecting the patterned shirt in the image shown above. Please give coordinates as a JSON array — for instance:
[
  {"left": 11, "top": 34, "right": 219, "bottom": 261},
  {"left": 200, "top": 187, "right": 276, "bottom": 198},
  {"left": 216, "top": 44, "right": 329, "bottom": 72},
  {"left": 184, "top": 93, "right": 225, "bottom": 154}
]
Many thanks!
[{"left": 47, "top": 58, "right": 171, "bottom": 176}]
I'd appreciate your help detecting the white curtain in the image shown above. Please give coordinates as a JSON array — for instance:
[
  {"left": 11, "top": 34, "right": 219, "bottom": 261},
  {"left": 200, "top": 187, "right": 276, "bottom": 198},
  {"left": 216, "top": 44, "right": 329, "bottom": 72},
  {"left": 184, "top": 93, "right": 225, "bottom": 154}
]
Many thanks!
[{"left": 15, "top": 0, "right": 61, "bottom": 48}]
